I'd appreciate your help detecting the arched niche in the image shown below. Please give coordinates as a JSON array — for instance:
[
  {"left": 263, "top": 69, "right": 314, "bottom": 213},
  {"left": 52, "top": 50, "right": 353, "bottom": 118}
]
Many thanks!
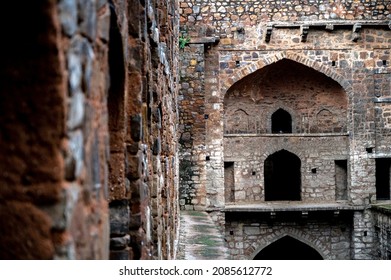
[
  {"left": 108, "top": 2, "right": 127, "bottom": 199},
  {"left": 224, "top": 59, "right": 347, "bottom": 134},
  {"left": 264, "top": 150, "right": 301, "bottom": 201},
  {"left": 253, "top": 236, "right": 323, "bottom": 260},
  {"left": 271, "top": 108, "right": 292, "bottom": 133}
]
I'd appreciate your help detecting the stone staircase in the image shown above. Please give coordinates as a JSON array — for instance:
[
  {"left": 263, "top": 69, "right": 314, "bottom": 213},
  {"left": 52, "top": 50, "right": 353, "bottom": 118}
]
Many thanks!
[{"left": 176, "top": 211, "right": 230, "bottom": 260}]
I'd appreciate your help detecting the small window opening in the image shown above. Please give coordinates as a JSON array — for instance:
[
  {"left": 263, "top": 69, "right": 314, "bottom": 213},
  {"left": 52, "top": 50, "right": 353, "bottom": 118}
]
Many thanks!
[
  {"left": 335, "top": 160, "right": 348, "bottom": 200},
  {"left": 236, "top": 61, "right": 240, "bottom": 67},
  {"left": 271, "top": 109, "right": 292, "bottom": 133},
  {"left": 311, "top": 168, "right": 317, "bottom": 174},
  {"left": 224, "top": 162, "right": 235, "bottom": 203},
  {"left": 252, "top": 171, "right": 256, "bottom": 176},
  {"left": 366, "top": 147, "right": 373, "bottom": 153},
  {"left": 383, "top": 60, "right": 387, "bottom": 66},
  {"left": 332, "top": 61, "right": 336, "bottom": 67},
  {"left": 206, "top": 156, "right": 210, "bottom": 161}
]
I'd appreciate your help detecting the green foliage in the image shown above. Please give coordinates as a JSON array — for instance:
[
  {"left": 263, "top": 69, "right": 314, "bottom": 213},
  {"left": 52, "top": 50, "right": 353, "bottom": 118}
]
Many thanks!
[{"left": 179, "top": 35, "right": 191, "bottom": 49}]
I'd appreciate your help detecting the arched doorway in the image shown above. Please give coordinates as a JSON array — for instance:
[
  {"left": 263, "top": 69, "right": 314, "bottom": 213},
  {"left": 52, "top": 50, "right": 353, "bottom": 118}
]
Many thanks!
[
  {"left": 254, "top": 236, "right": 323, "bottom": 260},
  {"left": 264, "top": 150, "right": 301, "bottom": 201},
  {"left": 272, "top": 108, "right": 292, "bottom": 133}
]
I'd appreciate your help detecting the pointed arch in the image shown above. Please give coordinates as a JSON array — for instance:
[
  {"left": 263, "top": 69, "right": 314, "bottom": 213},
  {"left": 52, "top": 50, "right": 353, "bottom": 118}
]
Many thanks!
[
  {"left": 313, "top": 108, "right": 342, "bottom": 133},
  {"left": 249, "top": 230, "right": 329, "bottom": 260},
  {"left": 108, "top": 1, "right": 126, "bottom": 193},
  {"left": 225, "top": 109, "right": 250, "bottom": 134},
  {"left": 253, "top": 235, "right": 324, "bottom": 260},
  {"left": 221, "top": 52, "right": 351, "bottom": 97},
  {"left": 271, "top": 108, "right": 292, "bottom": 133},
  {"left": 264, "top": 149, "right": 301, "bottom": 201}
]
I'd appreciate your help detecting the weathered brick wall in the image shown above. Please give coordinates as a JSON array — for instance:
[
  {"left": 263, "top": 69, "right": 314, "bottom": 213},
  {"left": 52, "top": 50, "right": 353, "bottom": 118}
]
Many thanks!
[
  {"left": 0, "top": 0, "right": 111, "bottom": 259},
  {"left": 0, "top": 0, "right": 179, "bottom": 260},
  {"left": 108, "top": 0, "right": 180, "bottom": 260}
]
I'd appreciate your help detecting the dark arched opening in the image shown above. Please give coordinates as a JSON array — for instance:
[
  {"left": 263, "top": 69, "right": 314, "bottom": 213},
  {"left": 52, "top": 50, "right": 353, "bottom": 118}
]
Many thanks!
[
  {"left": 272, "top": 108, "right": 292, "bottom": 133},
  {"left": 107, "top": 3, "right": 129, "bottom": 259},
  {"left": 254, "top": 236, "right": 323, "bottom": 260},
  {"left": 264, "top": 150, "right": 301, "bottom": 201}
]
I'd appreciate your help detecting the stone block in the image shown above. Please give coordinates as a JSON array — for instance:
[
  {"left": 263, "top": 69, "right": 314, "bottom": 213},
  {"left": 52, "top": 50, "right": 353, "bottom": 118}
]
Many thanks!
[
  {"left": 59, "top": 0, "right": 78, "bottom": 36},
  {"left": 97, "top": 3, "right": 110, "bottom": 42},
  {"left": 244, "top": 226, "right": 260, "bottom": 235},
  {"left": 109, "top": 200, "right": 129, "bottom": 236},
  {"left": 78, "top": 0, "right": 97, "bottom": 41},
  {"left": 130, "top": 114, "right": 142, "bottom": 141},
  {"left": 110, "top": 235, "right": 130, "bottom": 250},
  {"left": 110, "top": 249, "right": 133, "bottom": 260},
  {"left": 126, "top": 154, "right": 141, "bottom": 180},
  {"left": 67, "top": 91, "right": 85, "bottom": 130},
  {"left": 69, "top": 130, "right": 84, "bottom": 178}
]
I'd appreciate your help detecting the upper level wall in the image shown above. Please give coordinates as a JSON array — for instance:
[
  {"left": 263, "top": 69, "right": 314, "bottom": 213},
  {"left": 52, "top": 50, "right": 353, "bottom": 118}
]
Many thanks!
[
  {"left": 179, "top": 0, "right": 391, "bottom": 209},
  {"left": 180, "top": 0, "right": 390, "bottom": 31}
]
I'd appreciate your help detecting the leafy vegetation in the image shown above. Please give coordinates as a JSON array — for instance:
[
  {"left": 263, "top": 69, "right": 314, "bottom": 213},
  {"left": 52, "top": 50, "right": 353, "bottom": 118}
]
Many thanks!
[{"left": 179, "top": 35, "right": 191, "bottom": 49}]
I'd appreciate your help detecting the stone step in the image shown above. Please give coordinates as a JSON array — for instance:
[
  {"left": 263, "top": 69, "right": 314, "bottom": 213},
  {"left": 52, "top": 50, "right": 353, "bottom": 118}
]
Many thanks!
[{"left": 177, "top": 211, "right": 230, "bottom": 260}]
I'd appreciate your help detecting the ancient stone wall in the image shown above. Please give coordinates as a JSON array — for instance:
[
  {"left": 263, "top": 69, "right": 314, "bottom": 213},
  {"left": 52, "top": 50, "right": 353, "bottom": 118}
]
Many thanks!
[
  {"left": 373, "top": 206, "right": 391, "bottom": 259},
  {"left": 95, "top": 0, "right": 180, "bottom": 260},
  {"left": 224, "top": 135, "right": 349, "bottom": 203},
  {"left": 179, "top": 0, "right": 391, "bottom": 206},
  {"left": 0, "top": 0, "right": 180, "bottom": 260},
  {"left": 179, "top": 43, "right": 207, "bottom": 210},
  {"left": 178, "top": 0, "right": 391, "bottom": 260},
  {"left": 226, "top": 211, "right": 354, "bottom": 260},
  {"left": 180, "top": 0, "right": 390, "bottom": 32}
]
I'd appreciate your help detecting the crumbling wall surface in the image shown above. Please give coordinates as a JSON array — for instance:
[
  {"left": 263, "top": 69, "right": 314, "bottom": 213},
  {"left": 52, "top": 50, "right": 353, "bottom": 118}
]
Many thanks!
[
  {"left": 0, "top": 0, "right": 111, "bottom": 259},
  {"left": 180, "top": 0, "right": 390, "bottom": 31},
  {"left": 108, "top": 0, "right": 180, "bottom": 260},
  {"left": 373, "top": 207, "right": 391, "bottom": 260}
]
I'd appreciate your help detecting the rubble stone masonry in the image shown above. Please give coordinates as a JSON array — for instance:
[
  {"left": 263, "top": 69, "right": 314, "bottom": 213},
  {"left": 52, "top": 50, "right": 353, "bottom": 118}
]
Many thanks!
[{"left": 179, "top": 0, "right": 391, "bottom": 259}]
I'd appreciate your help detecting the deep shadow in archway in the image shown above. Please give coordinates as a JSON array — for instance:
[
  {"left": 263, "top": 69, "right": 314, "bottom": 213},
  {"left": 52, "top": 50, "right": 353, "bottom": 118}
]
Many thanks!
[
  {"left": 264, "top": 150, "right": 301, "bottom": 201},
  {"left": 254, "top": 236, "right": 323, "bottom": 260},
  {"left": 272, "top": 108, "right": 292, "bottom": 133}
]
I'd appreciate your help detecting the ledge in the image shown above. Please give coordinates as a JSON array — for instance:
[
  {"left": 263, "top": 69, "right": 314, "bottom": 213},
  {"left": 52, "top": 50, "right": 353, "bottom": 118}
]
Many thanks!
[
  {"left": 371, "top": 203, "right": 391, "bottom": 214},
  {"left": 224, "top": 202, "right": 365, "bottom": 213},
  {"left": 189, "top": 37, "right": 220, "bottom": 45},
  {"left": 373, "top": 97, "right": 391, "bottom": 103},
  {"left": 269, "top": 20, "right": 390, "bottom": 29},
  {"left": 224, "top": 133, "right": 349, "bottom": 138}
]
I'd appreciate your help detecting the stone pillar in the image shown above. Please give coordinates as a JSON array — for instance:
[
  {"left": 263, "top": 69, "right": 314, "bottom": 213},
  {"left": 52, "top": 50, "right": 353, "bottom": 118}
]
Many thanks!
[
  {"left": 352, "top": 210, "right": 375, "bottom": 259},
  {"left": 349, "top": 51, "right": 376, "bottom": 206},
  {"left": 179, "top": 43, "right": 207, "bottom": 210}
]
